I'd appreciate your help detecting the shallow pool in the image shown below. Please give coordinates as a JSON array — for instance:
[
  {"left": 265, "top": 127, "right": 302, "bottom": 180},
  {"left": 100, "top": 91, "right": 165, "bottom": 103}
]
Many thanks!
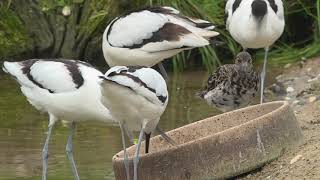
[{"left": 0, "top": 70, "right": 221, "bottom": 180}]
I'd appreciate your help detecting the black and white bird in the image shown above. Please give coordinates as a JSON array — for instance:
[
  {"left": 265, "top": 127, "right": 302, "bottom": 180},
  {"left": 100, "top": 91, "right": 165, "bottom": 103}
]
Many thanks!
[
  {"left": 102, "top": 6, "right": 219, "bottom": 78},
  {"left": 197, "top": 52, "right": 260, "bottom": 112},
  {"left": 2, "top": 59, "right": 115, "bottom": 180},
  {"left": 100, "top": 66, "right": 169, "bottom": 180},
  {"left": 225, "top": 0, "right": 285, "bottom": 103}
]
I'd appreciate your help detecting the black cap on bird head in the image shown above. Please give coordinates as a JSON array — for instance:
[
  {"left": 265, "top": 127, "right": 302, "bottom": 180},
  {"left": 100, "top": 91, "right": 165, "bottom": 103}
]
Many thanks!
[{"left": 235, "top": 52, "right": 252, "bottom": 64}]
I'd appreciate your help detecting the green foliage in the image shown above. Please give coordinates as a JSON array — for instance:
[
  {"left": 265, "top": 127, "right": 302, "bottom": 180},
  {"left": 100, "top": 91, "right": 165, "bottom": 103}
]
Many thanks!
[
  {"left": 39, "top": 0, "right": 72, "bottom": 11},
  {"left": 77, "top": 0, "right": 117, "bottom": 39},
  {"left": 268, "top": 0, "right": 320, "bottom": 65},
  {"left": 0, "top": 3, "right": 30, "bottom": 58},
  {"left": 192, "top": 0, "right": 225, "bottom": 26}
]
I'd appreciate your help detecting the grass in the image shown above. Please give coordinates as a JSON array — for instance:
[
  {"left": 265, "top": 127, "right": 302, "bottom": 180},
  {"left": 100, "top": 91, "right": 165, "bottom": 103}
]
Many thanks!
[{"left": 266, "top": 0, "right": 320, "bottom": 65}]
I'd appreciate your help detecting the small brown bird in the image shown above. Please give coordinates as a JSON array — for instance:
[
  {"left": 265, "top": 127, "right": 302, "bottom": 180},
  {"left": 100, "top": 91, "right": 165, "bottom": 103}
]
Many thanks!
[{"left": 197, "top": 52, "right": 260, "bottom": 112}]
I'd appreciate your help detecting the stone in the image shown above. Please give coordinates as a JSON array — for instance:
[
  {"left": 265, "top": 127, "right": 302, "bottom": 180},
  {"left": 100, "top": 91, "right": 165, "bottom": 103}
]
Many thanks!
[
  {"left": 276, "top": 75, "right": 283, "bottom": 81},
  {"left": 284, "top": 64, "right": 291, "bottom": 69},
  {"left": 297, "top": 101, "right": 305, "bottom": 105},
  {"left": 293, "top": 100, "right": 300, "bottom": 105},
  {"left": 290, "top": 154, "right": 303, "bottom": 164},
  {"left": 307, "top": 74, "right": 320, "bottom": 83},
  {"left": 270, "top": 83, "right": 286, "bottom": 95},
  {"left": 299, "top": 61, "right": 305, "bottom": 68},
  {"left": 62, "top": 6, "right": 72, "bottom": 16},
  {"left": 308, "top": 96, "right": 317, "bottom": 103},
  {"left": 286, "top": 87, "right": 295, "bottom": 93}
]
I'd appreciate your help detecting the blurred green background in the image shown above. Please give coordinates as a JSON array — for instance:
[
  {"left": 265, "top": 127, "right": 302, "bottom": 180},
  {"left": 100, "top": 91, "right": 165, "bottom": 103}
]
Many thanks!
[{"left": 0, "top": 0, "right": 319, "bottom": 71}]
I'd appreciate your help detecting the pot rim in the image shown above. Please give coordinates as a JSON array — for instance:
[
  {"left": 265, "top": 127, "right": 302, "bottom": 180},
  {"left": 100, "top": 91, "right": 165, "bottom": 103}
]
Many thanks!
[{"left": 113, "top": 101, "right": 289, "bottom": 162}]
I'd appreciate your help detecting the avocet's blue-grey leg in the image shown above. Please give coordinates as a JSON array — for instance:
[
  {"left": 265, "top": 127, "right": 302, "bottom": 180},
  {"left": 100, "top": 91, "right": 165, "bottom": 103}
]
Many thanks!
[
  {"left": 119, "top": 122, "right": 130, "bottom": 180},
  {"left": 133, "top": 124, "right": 145, "bottom": 180},
  {"left": 260, "top": 47, "right": 269, "bottom": 104},
  {"left": 66, "top": 122, "right": 80, "bottom": 180},
  {"left": 158, "top": 63, "right": 169, "bottom": 81},
  {"left": 42, "top": 115, "right": 57, "bottom": 180}
]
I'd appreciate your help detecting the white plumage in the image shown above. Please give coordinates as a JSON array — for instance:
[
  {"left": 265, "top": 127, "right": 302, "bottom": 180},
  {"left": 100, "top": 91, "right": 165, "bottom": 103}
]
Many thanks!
[
  {"left": 27, "top": 61, "right": 77, "bottom": 92},
  {"left": 102, "top": 6, "right": 219, "bottom": 67},
  {"left": 100, "top": 66, "right": 168, "bottom": 136},
  {"left": 100, "top": 66, "right": 168, "bottom": 180},
  {"left": 226, "top": 0, "right": 284, "bottom": 49},
  {"left": 3, "top": 59, "right": 114, "bottom": 124},
  {"left": 2, "top": 59, "right": 115, "bottom": 180},
  {"left": 107, "top": 11, "right": 167, "bottom": 47},
  {"left": 225, "top": 0, "right": 285, "bottom": 103}
]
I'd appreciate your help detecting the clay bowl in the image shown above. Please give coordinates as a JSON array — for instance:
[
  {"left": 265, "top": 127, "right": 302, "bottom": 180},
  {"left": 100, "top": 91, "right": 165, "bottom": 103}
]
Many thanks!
[{"left": 112, "top": 101, "right": 303, "bottom": 180}]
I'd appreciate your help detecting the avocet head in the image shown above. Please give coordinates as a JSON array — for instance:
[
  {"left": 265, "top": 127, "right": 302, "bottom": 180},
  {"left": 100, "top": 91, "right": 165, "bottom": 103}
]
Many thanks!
[
  {"left": 101, "top": 66, "right": 169, "bottom": 106},
  {"left": 2, "top": 62, "right": 8, "bottom": 73}
]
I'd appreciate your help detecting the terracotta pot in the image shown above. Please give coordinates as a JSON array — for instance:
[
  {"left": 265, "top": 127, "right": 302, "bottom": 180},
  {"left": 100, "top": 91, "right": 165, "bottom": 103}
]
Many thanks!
[{"left": 112, "top": 101, "right": 303, "bottom": 180}]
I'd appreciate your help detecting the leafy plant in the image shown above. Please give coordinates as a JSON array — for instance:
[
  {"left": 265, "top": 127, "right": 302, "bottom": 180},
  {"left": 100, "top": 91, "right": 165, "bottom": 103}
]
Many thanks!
[{"left": 0, "top": 3, "right": 30, "bottom": 58}]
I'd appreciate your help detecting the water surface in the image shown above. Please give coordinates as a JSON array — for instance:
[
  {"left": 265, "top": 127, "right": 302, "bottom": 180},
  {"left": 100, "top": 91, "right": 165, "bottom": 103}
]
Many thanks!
[
  {"left": 0, "top": 64, "right": 281, "bottom": 179},
  {"left": 0, "top": 70, "right": 220, "bottom": 180}
]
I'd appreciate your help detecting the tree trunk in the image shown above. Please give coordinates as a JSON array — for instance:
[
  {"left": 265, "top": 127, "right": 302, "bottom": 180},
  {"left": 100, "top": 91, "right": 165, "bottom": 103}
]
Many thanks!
[{"left": 9, "top": 0, "right": 120, "bottom": 65}]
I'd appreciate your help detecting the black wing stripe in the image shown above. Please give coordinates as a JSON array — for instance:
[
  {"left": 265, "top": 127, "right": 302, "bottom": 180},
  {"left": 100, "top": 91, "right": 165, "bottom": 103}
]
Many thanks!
[
  {"left": 64, "top": 62, "right": 84, "bottom": 89},
  {"left": 132, "top": 22, "right": 190, "bottom": 49},
  {"left": 21, "top": 60, "right": 55, "bottom": 93},
  {"left": 111, "top": 23, "right": 191, "bottom": 49},
  {"left": 195, "top": 22, "right": 213, "bottom": 29},
  {"left": 21, "top": 59, "right": 86, "bottom": 93},
  {"left": 225, "top": 11, "right": 229, "bottom": 24},
  {"left": 44, "top": 59, "right": 85, "bottom": 89},
  {"left": 232, "top": 0, "right": 242, "bottom": 13},
  {"left": 106, "top": 17, "right": 120, "bottom": 44},
  {"left": 106, "top": 72, "right": 167, "bottom": 103},
  {"left": 267, "top": 0, "right": 278, "bottom": 13}
]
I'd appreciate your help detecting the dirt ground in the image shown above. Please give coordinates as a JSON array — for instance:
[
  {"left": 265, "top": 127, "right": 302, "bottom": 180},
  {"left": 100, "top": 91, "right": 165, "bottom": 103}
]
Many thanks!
[{"left": 238, "top": 58, "right": 320, "bottom": 179}]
